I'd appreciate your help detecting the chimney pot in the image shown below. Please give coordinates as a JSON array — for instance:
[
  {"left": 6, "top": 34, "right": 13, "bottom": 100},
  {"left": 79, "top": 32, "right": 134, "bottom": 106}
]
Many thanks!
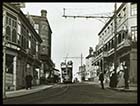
[{"left": 41, "top": 10, "right": 47, "bottom": 17}]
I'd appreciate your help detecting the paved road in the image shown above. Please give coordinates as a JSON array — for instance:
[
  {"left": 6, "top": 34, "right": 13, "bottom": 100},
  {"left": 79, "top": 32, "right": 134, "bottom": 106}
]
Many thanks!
[{"left": 3, "top": 83, "right": 137, "bottom": 104}]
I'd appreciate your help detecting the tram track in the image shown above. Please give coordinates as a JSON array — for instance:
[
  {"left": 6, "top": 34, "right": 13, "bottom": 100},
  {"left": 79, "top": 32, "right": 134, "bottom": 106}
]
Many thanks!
[{"left": 24, "top": 84, "right": 70, "bottom": 104}]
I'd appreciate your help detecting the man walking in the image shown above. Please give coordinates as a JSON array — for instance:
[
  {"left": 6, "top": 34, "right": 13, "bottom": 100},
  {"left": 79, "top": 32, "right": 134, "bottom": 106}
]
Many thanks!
[
  {"left": 122, "top": 61, "right": 129, "bottom": 89},
  {"left": 99, "top": 72, "right": 104, "bottom": 89},
  {"left": 25, "top": 73, "right": 33, "bottom": 90}
]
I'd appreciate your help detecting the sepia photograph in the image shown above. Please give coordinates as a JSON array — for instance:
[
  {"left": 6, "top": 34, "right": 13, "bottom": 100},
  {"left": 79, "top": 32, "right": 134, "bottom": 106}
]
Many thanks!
[{"left": 2, "top": 2, "right": 137, "bottom": 104}]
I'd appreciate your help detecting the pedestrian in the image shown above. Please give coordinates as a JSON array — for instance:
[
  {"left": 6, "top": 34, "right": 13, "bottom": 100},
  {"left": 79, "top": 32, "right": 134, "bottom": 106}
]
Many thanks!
[
  {"left": 117, "top": 63, "right": 125, "bottom": 88},
  {"left": 109, "top": 72, "right": 113, "bottom": 88},
  {"left": 122, "top": 61, "right": 129, "bottom": 89},
  {"left": 109, "top": 71, "right": 118, "bottom": 88},
  {"left": 99, "top": 72, "right": 104, "bottom": 89},
  {"left": 117, "top": 70, "right": 125, "bottom": 88},
  {"left": 25, "top": 73, "right": 33, "bottom": 90}
]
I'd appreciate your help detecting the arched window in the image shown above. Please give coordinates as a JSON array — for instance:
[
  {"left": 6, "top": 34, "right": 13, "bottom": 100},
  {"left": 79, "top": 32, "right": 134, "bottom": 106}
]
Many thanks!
[
  {"left": 6, "top": 12, "right": 17, "bottom": 43},
  {"left": 12, "top": 29, "right": 17, "bottom": 43},
  {"left": 6, "top": 26, "right": 11, "bottom": 40}
]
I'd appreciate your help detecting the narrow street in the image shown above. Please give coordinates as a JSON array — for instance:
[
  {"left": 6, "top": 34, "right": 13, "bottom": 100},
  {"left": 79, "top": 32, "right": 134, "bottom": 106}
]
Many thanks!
[
  {"left": 2, "top": 3, "right": 138, "bottom": 105},
  {"left": 3, "top": 83, "right": 137, "bottom": 104}
]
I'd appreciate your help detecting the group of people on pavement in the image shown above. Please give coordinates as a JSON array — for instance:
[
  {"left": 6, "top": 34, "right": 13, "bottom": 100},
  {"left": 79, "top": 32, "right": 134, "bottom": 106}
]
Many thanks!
[{"left": 98, "top": 61, "right": 129, "bottom": 89}]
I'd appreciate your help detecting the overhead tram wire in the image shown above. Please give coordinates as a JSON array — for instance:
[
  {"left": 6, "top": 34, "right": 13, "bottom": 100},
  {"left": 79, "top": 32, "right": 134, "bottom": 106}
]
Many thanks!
[{"left": 63, "top": 8, "right": 114, "bottom": 25}]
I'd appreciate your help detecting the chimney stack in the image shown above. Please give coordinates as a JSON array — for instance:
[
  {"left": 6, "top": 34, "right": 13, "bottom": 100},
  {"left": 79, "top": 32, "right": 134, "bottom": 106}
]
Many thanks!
[{"left": 41, "top": 10, "right": 47, "bottom": 17}]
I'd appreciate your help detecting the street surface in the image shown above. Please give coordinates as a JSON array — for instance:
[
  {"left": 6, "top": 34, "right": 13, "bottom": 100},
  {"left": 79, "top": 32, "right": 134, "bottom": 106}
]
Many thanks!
[{"left": 3, "top": 83, "right": 137, "bottom": 104}]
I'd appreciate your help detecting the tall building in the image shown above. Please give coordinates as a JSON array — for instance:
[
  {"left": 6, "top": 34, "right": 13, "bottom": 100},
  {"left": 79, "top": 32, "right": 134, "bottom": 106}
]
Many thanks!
[
  {"left": 92, "top": 3, "right": 137, "bottom": 85},
  {"left": 3, "top": 3, "right": 42, "bottom": 90},
  {"left": 27, "top": 10, "right": 54, "bottom": 82}
]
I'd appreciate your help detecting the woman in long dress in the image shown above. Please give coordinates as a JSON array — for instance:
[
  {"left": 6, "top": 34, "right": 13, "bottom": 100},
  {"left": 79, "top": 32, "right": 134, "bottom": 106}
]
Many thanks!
[{"left": 117, "top": 71, "right": 125, "bottom": 88}]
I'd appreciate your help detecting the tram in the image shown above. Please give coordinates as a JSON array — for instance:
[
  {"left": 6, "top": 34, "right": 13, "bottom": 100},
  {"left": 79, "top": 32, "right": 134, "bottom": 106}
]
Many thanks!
[{"left": 61, "top": 61, "right": 73, "bottom": 83}]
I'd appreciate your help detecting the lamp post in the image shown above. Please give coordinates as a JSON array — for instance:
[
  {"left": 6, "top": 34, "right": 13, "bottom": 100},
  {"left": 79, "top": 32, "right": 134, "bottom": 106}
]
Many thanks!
[{"left": 113, "top": 2, "right": 118, "bottom": 88}]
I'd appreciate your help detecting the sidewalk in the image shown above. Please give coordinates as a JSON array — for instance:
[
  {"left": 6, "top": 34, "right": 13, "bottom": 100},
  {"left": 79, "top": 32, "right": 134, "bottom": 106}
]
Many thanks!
[
  {"left": 82, "top": 81, "right": 137, "bottom": 92},
  {"left": 4, "top": 84, "right": 53, "bottom": 99},
  {"left": 107, "top": 86, "right": 137, "bottom": 92}
]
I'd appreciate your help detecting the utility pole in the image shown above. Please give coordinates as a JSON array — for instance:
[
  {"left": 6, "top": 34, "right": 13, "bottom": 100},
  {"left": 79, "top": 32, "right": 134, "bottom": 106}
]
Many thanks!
[
  {"left": 3, "top": 11, "right": 6, "bottom": 99},
  {"left": 62, "top": 3, "right": 119, "bottom": 86},
  {"left": 114, "top": 3, "right": 117, "bottom": 74},
  {"left": 113, "top": 2, "right": 118, "bottom": 87}
]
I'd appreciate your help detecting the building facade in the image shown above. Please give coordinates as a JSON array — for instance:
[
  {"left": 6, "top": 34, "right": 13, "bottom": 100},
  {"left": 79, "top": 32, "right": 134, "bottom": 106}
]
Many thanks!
[
  {"left": 85, "top": 47, "right": 97, "bottom": 81},
  {"left": 27, "top": 10, "right": 54, "bottom": 82},
  {"left": 3, "top": 3, "right": 42, "bottom": 91},
  {"left": 92, "top": 3, "right": 137, "bottom": 84}
]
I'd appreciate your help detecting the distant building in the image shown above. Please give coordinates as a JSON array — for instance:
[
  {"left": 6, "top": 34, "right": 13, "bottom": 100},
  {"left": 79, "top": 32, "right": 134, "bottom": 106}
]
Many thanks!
[
  {"left": 27, "top": 10, "right": 54, "bottom": 82},
  {"left": 85, "top": 47, "right": 97, "bottom": 81},
  {"left": 92, "top": 3, "right": 137, "bottom": 84},
  {"left": 3, "top": 3, "right": 42, "bottom": 90},
  {"left": 79, "top": 64, "right": 86, "bottom": 81}
]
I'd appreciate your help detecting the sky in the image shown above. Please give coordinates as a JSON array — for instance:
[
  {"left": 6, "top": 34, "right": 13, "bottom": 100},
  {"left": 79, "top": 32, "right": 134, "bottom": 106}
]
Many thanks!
[{"left": 22, "top": 2, "right": 121, "bottom": 79}]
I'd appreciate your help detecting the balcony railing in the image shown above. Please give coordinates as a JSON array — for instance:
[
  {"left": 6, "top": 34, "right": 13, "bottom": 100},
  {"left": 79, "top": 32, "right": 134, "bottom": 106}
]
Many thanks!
[{"left": 93, "top": 39, "right": 131, "bottom": 63}]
